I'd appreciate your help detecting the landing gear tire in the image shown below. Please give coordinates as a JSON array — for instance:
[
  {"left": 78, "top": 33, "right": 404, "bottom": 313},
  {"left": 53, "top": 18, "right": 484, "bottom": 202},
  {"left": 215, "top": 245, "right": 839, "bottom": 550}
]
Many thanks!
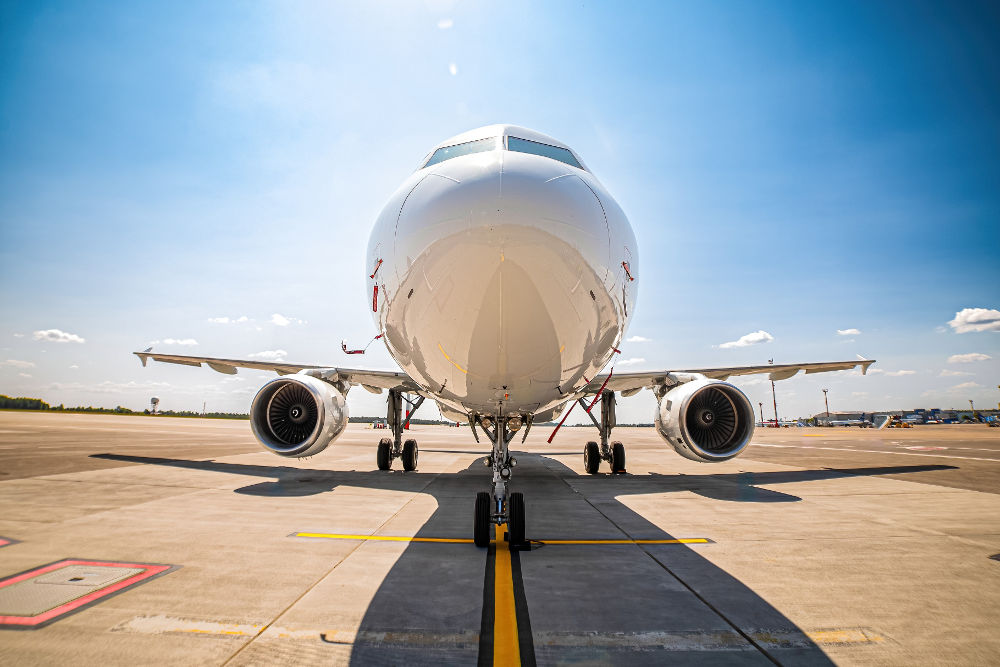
[
  {"left": 508, "top": 491, "right": 525, "bottom": 546},
  {"left": 584, "top": 441, "right": 600, "bottom": 475},
  {"left": 611, "top": 441, "right": 626, "bottom": 473},
  {"left": 377, "top": 437, "right": 392, "bottom": 471},
  {"left": 401, "top": 438, "right": 418, "bottom": 471},
  {"left": 474, "top": 491, "right": 491, "bottom": 548}
]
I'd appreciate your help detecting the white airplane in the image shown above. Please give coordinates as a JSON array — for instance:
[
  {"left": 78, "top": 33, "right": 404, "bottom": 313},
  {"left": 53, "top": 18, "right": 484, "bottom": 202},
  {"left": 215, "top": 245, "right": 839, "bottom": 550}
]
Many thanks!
[{"left": 135, "top": 124, "right": 875, "bottom": 547}]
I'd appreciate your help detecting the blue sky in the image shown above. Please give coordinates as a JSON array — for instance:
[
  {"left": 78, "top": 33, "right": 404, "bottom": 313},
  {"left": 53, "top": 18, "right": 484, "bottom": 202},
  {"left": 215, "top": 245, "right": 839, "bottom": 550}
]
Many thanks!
[{"left": 1, "top": 1, "right": 998, "bottom": 423}]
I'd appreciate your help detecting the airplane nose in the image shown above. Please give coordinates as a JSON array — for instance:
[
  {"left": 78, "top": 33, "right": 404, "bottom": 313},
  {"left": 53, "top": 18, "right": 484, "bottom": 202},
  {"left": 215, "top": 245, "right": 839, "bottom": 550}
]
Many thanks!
[
  {"left": 387, "top": 148, "right": 620, "bottom": 411},
  {"left": 497, "top": 150, "right": 612, "bottom": 283},
  {"left": 393, "top": 149, "right": 612, "bottom": 283}
]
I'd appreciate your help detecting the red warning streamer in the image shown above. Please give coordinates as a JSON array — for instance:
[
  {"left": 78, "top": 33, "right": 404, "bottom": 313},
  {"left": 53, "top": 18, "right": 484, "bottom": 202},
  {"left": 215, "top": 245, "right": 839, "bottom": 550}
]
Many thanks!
[
  {"left": 585, "top": 368, "right": 613, "bottom": 413},
  {"left": 622, "top": 261, "right": 634, "bottom": 281},
  {"left": 547, "top": 401, "right": 577, "bottom": 444},
  {"left": 372, "top": 285, "right": 379, "bottom": 312},
  {"left": 342, "top": 333, "right": 383, "bottom": 355}
]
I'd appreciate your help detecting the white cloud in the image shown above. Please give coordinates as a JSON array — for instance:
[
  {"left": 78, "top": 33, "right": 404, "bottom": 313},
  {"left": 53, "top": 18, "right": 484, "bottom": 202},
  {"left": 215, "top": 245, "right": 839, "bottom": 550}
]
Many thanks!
[
  {"left": 949, "top": 381, "right": 982, "bottom": 392},
  {"left": 718, "top": 330, "right": 773, "bottom": 349},
  {"left": 248, "top": 349, "right": 288, "bottom": 361},
  {"left": 69, "top": 365, "right": 79, "bottom": 370},
  {"left": 948, "top": 352, "right": 991, "bottom": 363},
  {"left": 437, "top": 18, "right": 453, "bottom": 29},
  {"left": 884, "top": 370, "right": 916, "bottom": 377},
  {"left": 269, "top": 313, "right": 305, "bottom": 327},
  {"left": 2, "top": 359, "right": 35, "bottom": 369},
  {"left": 626, "top": 335, "right": 651, "bottom": 343},
  {"left": 836, "top": 328, "right": 861, "bottom": 336},
  {"left": 13, "top": 333, "right": 24, "bottom": 338},
  {"left": 207, "top": 317, "right": 230, "bottom": 324},
  {"left": 18, "top": 372, "right": 31, "bottom": 378},
  {"left": 49, "top": 380, "right": 172, "bottom": 393},
  {"left": 948, "top": 308, "right": 1000, "bottom": 334},
  {"left": 208, "top": 316, "right": 249, "bottom": 324},
  {"left": 33, "top": 329, "right": 85, "bottom": 344},
  {"left": 615, "top": 357, "right": 645, "bottom": 366},
  {"left": 152, "top": 338, "right": 199, "bottom": 346},
  {"left": 449, "top": 63, "right": 458, "bottom": 76},
  {"left": 939, "top": 369, "right": 971, "bottom": 377}
]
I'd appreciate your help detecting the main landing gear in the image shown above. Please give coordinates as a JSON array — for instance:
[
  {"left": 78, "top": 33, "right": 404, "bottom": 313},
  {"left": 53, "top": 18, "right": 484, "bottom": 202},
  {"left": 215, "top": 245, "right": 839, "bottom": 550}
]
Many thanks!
[
  {"left": 581, "top": 391, "right": 626, "bottom": 475},
  {"left": 376, "top": 389, "right": 424, "bottom": 471},
  {"left": 472, "top": 415, "right": 527, "bottom": 548}
]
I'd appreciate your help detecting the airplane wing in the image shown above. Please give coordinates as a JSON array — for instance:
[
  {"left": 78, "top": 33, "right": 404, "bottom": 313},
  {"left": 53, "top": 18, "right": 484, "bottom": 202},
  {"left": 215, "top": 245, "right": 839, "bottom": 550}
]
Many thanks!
[
  {"left": 132, "top": 350, "right": 420, "bottom": 393},
  {"left": 582, "top": 359, "right": 876, "bottom": 395}
]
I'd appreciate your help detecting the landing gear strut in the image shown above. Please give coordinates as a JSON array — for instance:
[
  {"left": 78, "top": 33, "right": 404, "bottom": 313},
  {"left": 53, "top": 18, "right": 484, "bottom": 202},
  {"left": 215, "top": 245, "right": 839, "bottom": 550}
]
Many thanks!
[
  {"left": 581, "top": 391, "right": 626, "bottom": 474},
  {"left": 377, "top": 389, "right": 424, "bottom": 471},
  {"left": 472, "top": 414, "right": 526, "bottom": 548}
]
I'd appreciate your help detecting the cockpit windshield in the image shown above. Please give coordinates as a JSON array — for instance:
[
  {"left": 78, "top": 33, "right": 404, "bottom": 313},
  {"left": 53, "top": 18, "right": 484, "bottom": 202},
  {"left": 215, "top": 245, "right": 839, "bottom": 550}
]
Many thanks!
[
  {"left": 507, "top": 136, "right": 583, "bottom": 169},
  {"left": 423, "top": 137, "right": 497, "bottom": 168}
]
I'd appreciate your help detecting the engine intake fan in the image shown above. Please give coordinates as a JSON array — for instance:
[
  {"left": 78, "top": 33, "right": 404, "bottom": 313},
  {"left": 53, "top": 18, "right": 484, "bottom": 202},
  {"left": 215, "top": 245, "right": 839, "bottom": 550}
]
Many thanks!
[
  {"left": 655, "top": 379, "right": 755, "bottom": 462},
  {"left": 250, "top": 374, "right": 348, "bottom": 458}
]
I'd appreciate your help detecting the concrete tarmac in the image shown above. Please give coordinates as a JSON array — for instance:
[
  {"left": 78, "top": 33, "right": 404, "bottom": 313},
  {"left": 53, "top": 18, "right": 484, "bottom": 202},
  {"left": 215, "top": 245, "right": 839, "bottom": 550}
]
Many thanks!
[{"left": 0, "top": 412, "right": 998, "bottom": 665}]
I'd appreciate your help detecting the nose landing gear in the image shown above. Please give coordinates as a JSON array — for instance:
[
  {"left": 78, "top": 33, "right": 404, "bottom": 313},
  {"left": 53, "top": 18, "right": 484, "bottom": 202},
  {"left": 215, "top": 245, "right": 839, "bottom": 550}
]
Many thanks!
[{"left": 472, "top": 415, "right": 526, "bottom": 548}]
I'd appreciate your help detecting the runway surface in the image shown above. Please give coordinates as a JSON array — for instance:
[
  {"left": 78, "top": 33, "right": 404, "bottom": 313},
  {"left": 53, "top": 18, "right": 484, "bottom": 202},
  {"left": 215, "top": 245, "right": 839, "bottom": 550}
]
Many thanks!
[{"left": 0, "top": 412, "right": 997, "bottom": 665}]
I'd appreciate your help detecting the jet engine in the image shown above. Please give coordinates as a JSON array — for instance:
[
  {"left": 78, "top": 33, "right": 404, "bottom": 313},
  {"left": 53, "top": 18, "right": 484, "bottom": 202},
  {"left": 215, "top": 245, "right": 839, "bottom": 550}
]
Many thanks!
[
  {"left": 654, "top": 378, "right": 755, "bottom": 462},
  {"left": 250, "top": 374, "right": 349, "bottom": 458}
]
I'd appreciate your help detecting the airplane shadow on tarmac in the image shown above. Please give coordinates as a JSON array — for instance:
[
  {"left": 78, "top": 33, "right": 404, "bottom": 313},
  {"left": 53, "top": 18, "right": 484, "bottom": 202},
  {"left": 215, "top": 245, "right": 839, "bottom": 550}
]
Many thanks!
[{"left": 92, "top": 452, "right": 955, "bottom": 665}]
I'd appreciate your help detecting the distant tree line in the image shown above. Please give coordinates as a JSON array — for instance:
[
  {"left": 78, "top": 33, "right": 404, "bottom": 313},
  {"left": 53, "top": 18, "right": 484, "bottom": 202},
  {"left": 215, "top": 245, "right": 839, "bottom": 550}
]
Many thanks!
[{"left": 0, "top": 395, "right": 249, "bottom": 419}]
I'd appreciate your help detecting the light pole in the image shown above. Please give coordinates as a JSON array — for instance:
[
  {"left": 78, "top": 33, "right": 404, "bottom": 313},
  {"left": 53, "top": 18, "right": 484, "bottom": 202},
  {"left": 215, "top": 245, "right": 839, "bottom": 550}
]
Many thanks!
[
  {"left": 771, "top": 380, "right": 778, "bottom": 426},
  {"left": 822, "top": 388, "right": 830, "bottom": 419},
  {"left": 969, "top": 399, "right": 976, "bottom": 422}
]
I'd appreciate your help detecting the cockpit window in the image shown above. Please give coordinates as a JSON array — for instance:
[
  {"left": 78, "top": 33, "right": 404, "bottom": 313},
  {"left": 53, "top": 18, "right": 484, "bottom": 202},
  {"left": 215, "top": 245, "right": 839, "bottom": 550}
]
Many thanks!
[
  {"left": 423, "top": 137, "right": 497, "bottom": 168},
  {"left": 507, "top": 136, "right": 583, "bottom": 169}
]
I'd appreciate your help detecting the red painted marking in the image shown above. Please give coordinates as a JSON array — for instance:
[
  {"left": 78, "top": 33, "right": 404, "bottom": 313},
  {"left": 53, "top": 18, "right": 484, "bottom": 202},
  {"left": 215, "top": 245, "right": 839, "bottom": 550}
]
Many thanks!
[
  {"left": 372, "top": 285, "right": 379, "bottom": 312},
  {"left": 0, "top": 538, "right": 10, "bottom": 548},
  {"left": 622, "top": 261, "right": 634, "bottom": 281},
  {"left": 369, "top": 258, "right": 383, "bottom": 279},
  {"left": 0, "top": 560, "right": 172, "bottom": 627}
]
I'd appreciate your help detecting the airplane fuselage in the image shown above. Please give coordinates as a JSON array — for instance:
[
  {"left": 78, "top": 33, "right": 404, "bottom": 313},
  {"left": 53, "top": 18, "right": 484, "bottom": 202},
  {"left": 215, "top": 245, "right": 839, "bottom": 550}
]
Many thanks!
[{"left": 367, "top": 126, "right": 638, "bottom": 419}]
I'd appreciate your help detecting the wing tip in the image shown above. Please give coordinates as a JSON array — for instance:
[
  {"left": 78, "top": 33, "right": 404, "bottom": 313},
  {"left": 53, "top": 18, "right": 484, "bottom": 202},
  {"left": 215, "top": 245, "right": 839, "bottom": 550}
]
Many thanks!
[{"left": 134, "top": 347, "right": 153, "bottom": 367}]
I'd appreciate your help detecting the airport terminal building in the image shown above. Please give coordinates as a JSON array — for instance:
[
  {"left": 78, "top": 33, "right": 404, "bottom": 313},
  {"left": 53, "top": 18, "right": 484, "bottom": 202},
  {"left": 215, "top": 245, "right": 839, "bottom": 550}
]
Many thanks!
[{"left": 813, "top": 408, "right": 999, "bottom": 426}]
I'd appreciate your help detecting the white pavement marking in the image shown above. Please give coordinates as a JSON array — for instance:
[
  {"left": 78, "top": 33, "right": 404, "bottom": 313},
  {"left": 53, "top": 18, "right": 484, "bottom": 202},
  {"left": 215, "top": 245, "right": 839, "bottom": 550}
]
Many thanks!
[{"left": 754, "top": 443, "right": 1000, "bottom": 462}]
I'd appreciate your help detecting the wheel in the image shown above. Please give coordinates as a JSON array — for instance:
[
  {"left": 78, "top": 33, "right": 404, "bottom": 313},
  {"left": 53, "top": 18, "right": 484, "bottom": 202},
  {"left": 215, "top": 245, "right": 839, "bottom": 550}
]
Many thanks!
[
  {"left": 584, "top": 441, "right": 600, "bottom": 474},
  {"left": 611, "top": 441, "right": 626, "bottom": 473},
  {"left": 508, "top": 492, "right": 525, "bottom": 546},
  {"left": 401, "top": 438, "right": 418, "bottom": 471},
  {"left": 474, "top": 491, "right": 491, "bottom": 547},
  {"left": 377, "top": 437, "right": 392, "bottom": 470}
]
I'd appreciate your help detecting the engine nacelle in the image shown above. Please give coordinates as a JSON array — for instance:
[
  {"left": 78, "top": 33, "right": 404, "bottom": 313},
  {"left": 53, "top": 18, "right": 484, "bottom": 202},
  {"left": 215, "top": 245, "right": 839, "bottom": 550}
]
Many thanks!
[
  {"left": 654, "top": 379, "right": 755, "bottom": 462},
  {"left": 250, "top": 374, "right": 349, "bottom": 458}
]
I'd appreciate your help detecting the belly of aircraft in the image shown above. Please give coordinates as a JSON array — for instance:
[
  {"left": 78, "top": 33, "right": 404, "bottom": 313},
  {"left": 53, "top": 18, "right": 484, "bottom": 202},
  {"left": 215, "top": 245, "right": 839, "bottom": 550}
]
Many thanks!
[{"left": 382, "top": 225, "right": 621, "bottom": 417}]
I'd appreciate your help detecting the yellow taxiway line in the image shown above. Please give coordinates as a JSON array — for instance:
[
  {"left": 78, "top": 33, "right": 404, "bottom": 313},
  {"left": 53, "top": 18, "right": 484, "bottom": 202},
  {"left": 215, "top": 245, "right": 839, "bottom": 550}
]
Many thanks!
[
  {"left": 493, "top": 522, "right": 520, "bottom": 666},
  {"left": 293, "top": 533, "right": 709, "bottom": 546},
  {"left": 294, "top": 532, "right": 474, "bottom": 543}
]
